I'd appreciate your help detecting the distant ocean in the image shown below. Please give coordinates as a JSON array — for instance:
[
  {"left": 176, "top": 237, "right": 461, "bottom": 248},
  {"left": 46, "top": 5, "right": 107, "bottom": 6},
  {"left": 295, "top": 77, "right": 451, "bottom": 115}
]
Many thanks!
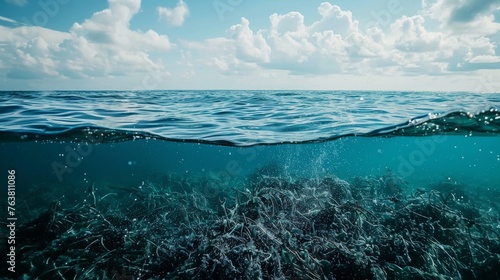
[{"left": 0, "top": 91, "right": 499, "bottom": 279}]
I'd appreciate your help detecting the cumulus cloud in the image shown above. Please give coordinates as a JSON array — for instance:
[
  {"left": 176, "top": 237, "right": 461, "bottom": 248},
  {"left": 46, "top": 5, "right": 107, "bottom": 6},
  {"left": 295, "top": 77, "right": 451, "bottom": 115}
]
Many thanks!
[
  {"left": 391, "top": 16, "right": 442, "bottom": 53},
  {"left": 0, "top": 0, "right": 172, "bottom": 80},
  {"left": 182, "top": 2, "right": 500, "bottom": 77},
  {"left": 0, "top": 26, "right": 70, "bottom": 79},
  {"left": 184, "top": 4, "right": 380, "bottom": 75},
  {"left": 5, "top": 0, "right": 27, "bottom": 7},
  {"left": 310, "top": 3, "right": 358, "bottom": 38},
  {"left": 1, "top": 0, "right": 499, "bottom": 85},
  {"left": 228, "top": 18, "right": 271, "bottom": 63},
  {"left": 71, "top": 0, "right": 171, "bottom": 51},
  {"left": 157, "top": 0, "right": 189, "bottom": 27}
]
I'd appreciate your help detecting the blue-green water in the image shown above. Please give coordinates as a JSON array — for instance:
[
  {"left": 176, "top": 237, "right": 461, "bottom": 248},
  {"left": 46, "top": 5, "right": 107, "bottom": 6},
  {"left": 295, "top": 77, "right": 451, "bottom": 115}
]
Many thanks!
[
  {"left": 0, "top": 91, "right": 499, "bottom": 279},
  {"left": 2, "top": 135, "right": 499, "bottom": 192}
]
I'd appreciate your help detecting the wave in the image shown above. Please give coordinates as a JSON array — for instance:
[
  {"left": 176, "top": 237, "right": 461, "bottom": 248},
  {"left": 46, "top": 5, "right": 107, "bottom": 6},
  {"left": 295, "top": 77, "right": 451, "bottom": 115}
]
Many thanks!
[{"left": 1, "top": 108, "right": 498, "bottom": 146}]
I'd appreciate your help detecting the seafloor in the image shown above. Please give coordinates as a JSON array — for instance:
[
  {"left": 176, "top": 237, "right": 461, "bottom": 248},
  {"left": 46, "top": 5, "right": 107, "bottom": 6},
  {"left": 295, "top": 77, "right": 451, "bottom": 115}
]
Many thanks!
[{"left": 1, "top": 165, "right": 499, "bottom": 280}]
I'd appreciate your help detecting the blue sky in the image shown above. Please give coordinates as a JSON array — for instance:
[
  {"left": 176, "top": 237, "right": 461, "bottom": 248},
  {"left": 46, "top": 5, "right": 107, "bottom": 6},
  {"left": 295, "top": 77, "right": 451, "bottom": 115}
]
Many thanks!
[{"left": 0, "top": 0, "right": 499, "bottom": 91}]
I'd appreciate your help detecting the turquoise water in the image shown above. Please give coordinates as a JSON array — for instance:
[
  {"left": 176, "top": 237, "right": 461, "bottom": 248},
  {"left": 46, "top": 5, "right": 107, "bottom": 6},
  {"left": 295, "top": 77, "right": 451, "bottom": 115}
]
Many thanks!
[
  {"left": 2, "top": 135, "right": 499, "bottom": 191},
  {"left": 0, "top": 91, "right": 499, "bottom": 279}
]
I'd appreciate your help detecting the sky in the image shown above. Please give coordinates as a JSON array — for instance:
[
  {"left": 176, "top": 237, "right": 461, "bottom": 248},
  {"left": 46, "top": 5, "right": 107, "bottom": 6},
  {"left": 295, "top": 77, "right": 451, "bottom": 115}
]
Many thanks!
[{"left": 0, "top": 0, "right": 499, "bottom": 92}]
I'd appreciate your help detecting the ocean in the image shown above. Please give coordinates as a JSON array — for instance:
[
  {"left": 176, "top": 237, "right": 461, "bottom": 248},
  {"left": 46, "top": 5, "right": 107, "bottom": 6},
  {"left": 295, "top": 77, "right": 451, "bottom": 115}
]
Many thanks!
[{"left": 0, "top": 90, "right": 499, "bottom": 279}]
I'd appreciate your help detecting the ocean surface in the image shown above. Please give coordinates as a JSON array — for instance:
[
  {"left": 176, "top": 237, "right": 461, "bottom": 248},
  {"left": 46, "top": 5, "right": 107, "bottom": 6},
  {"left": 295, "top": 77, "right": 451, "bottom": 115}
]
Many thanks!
[{"left": 0, "top": 90, "right": 499, "bottom": 279}]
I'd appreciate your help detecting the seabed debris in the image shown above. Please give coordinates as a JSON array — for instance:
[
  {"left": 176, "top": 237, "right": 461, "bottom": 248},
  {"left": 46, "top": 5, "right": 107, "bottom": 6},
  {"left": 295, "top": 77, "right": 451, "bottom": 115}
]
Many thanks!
[{"left": 1, "top": 169, "right": 499, "bottom": 279}]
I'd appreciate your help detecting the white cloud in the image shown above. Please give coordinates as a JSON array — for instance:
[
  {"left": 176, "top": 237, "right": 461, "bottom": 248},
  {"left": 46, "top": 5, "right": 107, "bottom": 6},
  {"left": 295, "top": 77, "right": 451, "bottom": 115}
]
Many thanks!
[
  {"left": 469, "top": 55, "right": 500, "bottom": 63},
  {"left": 428, "top": 0, "right": 500, "bottom": 35},
  {"left": 71, "top": 0, "right": 171, "bottom": 51},
  {"left": 182, "top": 2, "right": 500, "bottom": 78},
  {"left": 5, "top": 0, "right": 27, "bottom": 7},
  {"left": 310, "top": 3, "right": 358, "bottom": 38},
  {"left": 0, "top": 15, "right": 17, "bottom": 24},
  {"left": 422, "top": 0, "right": 428, "bottom": 9},
  {"left": 1, "top": 0, "right": 499, "bottom": 90},
  {"left": 181, "top": 37, "right": 259, "bottom": 75},
  {"left": 0, "top": 0, "right": 172, "bottom": 80},
  {"left": 157, "top": 0, "right": 189, "bottom": 27},
  {"left": 185, "top": 4, "right": 378, "bottom": 75},
  {"left": 0, "top": 26, "right": 70, "bottom": 79},
  {"left": 391, "top": 16, "right": 442, "bottom": 53},
  {"left": 448, "top": 0, "right": 499, "bottom": 22},
  {"left": 267, "top": 12, "right": 316, "bottom": 67},
  {"left": 228, "top": 17, "right": 271, "bottom": 63}
]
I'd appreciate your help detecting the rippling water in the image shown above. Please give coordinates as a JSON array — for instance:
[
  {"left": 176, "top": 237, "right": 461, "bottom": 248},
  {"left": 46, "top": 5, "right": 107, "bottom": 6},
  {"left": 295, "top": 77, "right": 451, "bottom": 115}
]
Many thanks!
[
  {"left": 1, "top": 91, "right": 499, "bottom": 279},
  {"left": 1, "top": 91, "right": 498, "bottom": 145}
]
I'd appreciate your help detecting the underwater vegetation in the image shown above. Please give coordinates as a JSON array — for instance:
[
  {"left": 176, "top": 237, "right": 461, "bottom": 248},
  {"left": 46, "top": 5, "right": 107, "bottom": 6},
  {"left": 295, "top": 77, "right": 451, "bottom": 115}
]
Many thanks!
[{"left": 1, "top": 168, "right": 499, "bottom": 280}]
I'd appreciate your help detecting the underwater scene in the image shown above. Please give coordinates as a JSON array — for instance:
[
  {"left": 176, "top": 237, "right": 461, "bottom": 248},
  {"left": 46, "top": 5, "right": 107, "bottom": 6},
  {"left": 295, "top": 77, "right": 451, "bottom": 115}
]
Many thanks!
[{"left": 0, "top": 91, "right": 500, "bottom": 280}]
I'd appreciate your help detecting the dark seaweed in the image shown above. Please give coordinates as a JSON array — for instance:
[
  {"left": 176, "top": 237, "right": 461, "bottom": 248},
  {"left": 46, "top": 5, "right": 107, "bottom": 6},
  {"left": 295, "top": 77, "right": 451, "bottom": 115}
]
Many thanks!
[{"left": 1, "top": 170, "right": 499, "bottom": 279}]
